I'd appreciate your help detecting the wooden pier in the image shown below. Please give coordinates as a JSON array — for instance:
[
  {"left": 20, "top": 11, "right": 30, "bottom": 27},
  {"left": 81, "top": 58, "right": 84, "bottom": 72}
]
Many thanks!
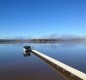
[{"left": 31, "top": 50, "right": 86, "bottom": 80}]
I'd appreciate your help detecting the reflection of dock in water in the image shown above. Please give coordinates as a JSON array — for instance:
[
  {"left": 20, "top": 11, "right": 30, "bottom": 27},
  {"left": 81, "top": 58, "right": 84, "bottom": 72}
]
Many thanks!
[
  {"left": 31, "top": 50, "right": 86, "bottom": 80},
  {"left": 23, "top": 51, "right": 31, "bottom": 57}
]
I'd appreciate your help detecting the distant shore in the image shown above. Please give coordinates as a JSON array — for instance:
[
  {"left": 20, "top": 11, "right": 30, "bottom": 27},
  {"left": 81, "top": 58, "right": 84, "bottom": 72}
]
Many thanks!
[{"left": 0, "top": 38, "right": 86, "bottom": 44}]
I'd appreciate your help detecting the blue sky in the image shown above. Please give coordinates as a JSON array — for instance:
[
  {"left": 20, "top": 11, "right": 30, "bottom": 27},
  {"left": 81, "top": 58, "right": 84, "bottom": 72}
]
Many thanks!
[{"left": 0, "top": 0, "right": 86, "bottom": 38}]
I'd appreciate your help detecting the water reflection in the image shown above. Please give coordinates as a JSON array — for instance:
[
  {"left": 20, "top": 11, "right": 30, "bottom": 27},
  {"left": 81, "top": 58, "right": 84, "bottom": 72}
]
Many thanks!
[
  {"left": 23, "top": 50, "right": 31, "bottom": 57},
  {"left": 0, "top": 43, "right": 86, "bottom": 80}
]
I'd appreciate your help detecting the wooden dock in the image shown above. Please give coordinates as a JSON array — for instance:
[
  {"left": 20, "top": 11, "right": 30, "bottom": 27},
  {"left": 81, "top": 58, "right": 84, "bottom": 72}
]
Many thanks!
[{"left": 32, "top": 50, "right": 86, "bottom": 80}]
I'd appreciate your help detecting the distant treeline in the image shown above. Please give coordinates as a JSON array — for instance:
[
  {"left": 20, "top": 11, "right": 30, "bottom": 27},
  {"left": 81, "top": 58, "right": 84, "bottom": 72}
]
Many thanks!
[
  {"left": 0, "top": 39, "right": 29, "bottom": 43},
  {"left": 0, "top": 38, "right": 86, "bottom": 43},
  {"left": 29, "top": 38, "right": 86, "bottom": 43}
]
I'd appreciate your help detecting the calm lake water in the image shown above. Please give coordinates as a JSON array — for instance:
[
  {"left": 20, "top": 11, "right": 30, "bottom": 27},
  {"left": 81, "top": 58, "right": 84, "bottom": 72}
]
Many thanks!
[{"left": 0, "top": 43, "right": 86, "bottom": 80}]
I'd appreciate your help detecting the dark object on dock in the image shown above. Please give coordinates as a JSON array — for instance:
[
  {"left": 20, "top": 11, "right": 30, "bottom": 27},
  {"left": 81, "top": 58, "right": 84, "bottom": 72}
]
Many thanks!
[
  {"left": 23, "top": 46, "right": 31, "bottom": 52},
  {"left": 23, "top": 46, "right": 31, "bottom": 56}
]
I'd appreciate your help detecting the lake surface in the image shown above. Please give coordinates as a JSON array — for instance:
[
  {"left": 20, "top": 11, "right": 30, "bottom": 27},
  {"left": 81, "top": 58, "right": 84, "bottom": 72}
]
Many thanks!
[{"left": 0, "top": 43, "right": 86, "bottom": 80}]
